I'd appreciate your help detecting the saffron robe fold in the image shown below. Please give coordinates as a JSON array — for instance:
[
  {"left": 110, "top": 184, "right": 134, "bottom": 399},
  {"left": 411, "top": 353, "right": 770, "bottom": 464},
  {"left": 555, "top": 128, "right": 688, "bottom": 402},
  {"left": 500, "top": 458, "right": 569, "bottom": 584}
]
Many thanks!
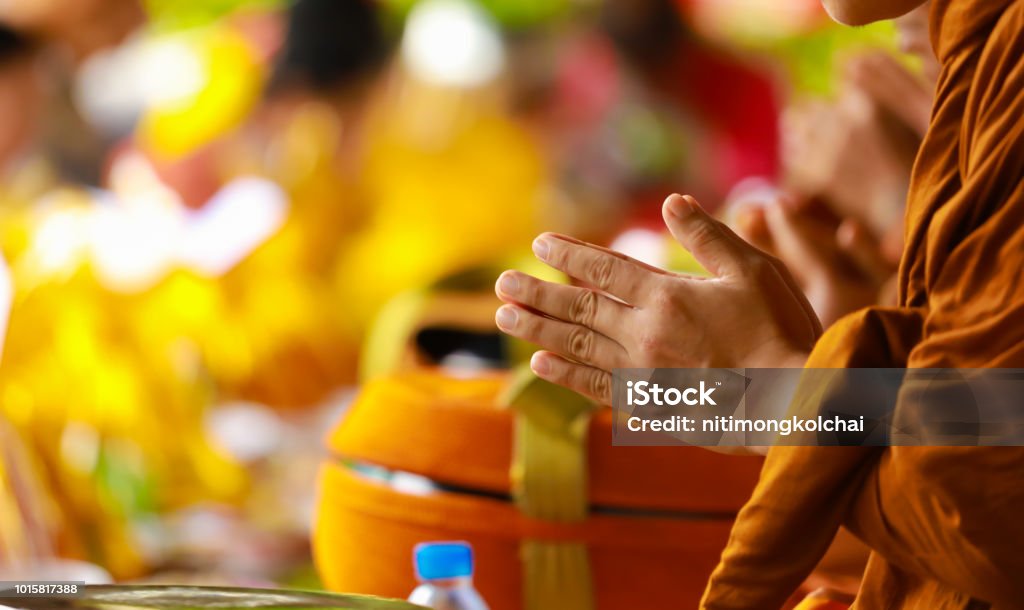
[{"left": 701, "top": 0, "right": 1024, "bottom": 607}]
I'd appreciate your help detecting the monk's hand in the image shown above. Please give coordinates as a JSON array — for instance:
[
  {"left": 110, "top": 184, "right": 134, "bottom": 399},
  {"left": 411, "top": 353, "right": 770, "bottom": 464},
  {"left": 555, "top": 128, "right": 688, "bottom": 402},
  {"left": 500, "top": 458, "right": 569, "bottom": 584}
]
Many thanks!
[{"left": 494, "top": 194, "right": 822, "bottom": 404}]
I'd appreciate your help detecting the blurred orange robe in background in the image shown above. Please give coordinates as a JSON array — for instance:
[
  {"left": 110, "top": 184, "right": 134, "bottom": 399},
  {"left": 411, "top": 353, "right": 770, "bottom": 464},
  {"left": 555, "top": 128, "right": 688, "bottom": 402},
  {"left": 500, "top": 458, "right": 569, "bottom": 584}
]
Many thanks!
[{"left": 701, "top": 0, "right": 1024, "bottom": 608}]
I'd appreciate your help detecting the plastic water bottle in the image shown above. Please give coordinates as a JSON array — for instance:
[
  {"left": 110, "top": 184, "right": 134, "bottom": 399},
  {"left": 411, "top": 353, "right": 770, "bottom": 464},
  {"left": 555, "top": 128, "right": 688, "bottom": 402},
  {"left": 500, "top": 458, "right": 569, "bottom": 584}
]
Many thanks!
[{"left": 407, "top": 541, "right": 490, "bottom": 610}]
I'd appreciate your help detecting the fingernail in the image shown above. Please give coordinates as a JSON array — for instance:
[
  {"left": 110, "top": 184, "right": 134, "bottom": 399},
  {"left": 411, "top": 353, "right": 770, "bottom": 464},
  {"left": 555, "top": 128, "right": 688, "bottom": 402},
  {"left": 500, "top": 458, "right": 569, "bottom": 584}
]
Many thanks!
[
  {"left": 836, "top": 221, "right": 858, "bottom": 248},
  {"left": 495, "top": 306, "right": 518, "bottom": 331},
  {"left": 497, "top": 272, "right": 519, "bottom": 295},
  {"left": 765, "top": 201, "right": 787, "bottom": 224},
  {"left": 778, "top": 194, "right": 803, "bottom": 212},
  {"left": 532, "top": 236, "right": 551, "bottom": 261},
  {"left": 734, "top": 205, "right": 759, "bottom": 229},
  {"left": 665, "top": 194, "right": 697, "bottom": 218},
  {"left": 530, "top": 352, "right": 550, "bottom": 376}
]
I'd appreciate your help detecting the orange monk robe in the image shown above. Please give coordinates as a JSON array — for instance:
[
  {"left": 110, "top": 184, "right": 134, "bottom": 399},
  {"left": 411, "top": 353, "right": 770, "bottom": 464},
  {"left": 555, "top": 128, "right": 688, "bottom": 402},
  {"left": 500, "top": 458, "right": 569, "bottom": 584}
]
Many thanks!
[{"left": 701, "top": 0, "right": 1024, "bottom": 608}]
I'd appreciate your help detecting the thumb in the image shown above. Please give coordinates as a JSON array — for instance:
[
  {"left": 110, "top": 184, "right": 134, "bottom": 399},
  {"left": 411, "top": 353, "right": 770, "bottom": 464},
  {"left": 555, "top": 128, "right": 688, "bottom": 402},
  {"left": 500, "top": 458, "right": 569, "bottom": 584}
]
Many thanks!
[{"left": 663, "top": 194, "right": 750, "bottom": 277}]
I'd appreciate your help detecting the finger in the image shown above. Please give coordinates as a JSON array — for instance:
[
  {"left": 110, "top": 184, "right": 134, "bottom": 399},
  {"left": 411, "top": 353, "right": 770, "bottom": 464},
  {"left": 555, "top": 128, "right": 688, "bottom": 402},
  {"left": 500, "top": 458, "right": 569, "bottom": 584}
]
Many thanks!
[
  {"left": 530, "top": 351, "right": 613, "bottom": 405},
  {"left": 662, "top": 194, "right": 754, "bottom": 278},
  {"left": 667, "top": 194, "right": 821, "bottom": 339},
  {"left": 732, "top": 205, "right": 774, "bottom": 254},
  {"left": 544, "top": 233, "right": 672, "bottom": 277},
  {"left": 532, "top": 233, "right": 654, "bottom": 304},
  {"left": 846, "top": 54, "right": 931, "bottom": 136},
  {"left": 836, "top": 219, "right": 894, "bottom": 283},
  {"left": 495, "top": 271, "right": 631, "bottom": 339},
  {"left": 763, "top": 202, "right": 839, "bottom": 285},
  {"left": 850, "top": 53, "right": 922, "bottom": 101},
  {"left": 495, "top": 305, "right": 627, "bottom": 370}
]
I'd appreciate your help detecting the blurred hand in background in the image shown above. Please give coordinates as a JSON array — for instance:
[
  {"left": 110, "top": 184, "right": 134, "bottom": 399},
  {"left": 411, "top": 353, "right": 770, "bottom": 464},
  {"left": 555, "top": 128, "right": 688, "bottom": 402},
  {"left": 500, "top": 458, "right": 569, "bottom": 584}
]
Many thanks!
[
  {"left": 732, "top": 194, "right": 897, "bottom": 328},
  {"left": 750, "top": 46, "right": 932, "bottom": 327}
]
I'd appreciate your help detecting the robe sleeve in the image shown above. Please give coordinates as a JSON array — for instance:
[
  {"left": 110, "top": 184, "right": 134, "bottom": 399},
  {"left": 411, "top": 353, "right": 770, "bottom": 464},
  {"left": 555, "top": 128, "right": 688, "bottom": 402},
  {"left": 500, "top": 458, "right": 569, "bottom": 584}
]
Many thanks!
[
  {"left": 702, "top": 1, "right": 1024, "bottom": 605},
  {"left": 699, "top": 308, "right": 921, "bottom": 609}
]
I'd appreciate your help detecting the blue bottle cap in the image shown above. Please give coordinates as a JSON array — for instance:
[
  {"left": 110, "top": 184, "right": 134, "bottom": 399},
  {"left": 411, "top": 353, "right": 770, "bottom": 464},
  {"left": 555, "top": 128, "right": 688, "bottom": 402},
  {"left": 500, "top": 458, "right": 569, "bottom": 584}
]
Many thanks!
[{"left": 413, "top": 541, "right": 474, "bottom": 580}]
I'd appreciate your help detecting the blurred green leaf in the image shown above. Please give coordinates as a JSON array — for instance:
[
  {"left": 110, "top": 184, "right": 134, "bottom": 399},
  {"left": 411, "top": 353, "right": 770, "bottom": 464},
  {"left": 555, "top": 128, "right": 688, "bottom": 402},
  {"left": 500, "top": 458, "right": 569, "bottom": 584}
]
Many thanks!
[
  {"left": 145, "top": 0, "right": 284, "bottom": 31},
  {"left": 382, "top": 0, "right": 571, "bottom": 29}
]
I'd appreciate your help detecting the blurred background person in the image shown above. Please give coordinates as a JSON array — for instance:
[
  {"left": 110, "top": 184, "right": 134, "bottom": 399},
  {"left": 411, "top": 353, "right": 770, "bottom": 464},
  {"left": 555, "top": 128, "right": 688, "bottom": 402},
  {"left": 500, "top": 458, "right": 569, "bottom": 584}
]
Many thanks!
[
  {"left": 0, "top": 0, "right": 248, "bottom": 582},
  {"left": 601, "top": 0, "right": 781, "bottom": 211},
  {"left": 0, "top": 0, "right": 143, "bottom": 61},
  {"left": 0, "top": 26, "right": 43, "bottom": 181},
  {"left": 133, "top": 0, "right": 393, "bottom": 408},
  {"left": 504, "top": 0, "right": 783, "bottom": 248}
]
